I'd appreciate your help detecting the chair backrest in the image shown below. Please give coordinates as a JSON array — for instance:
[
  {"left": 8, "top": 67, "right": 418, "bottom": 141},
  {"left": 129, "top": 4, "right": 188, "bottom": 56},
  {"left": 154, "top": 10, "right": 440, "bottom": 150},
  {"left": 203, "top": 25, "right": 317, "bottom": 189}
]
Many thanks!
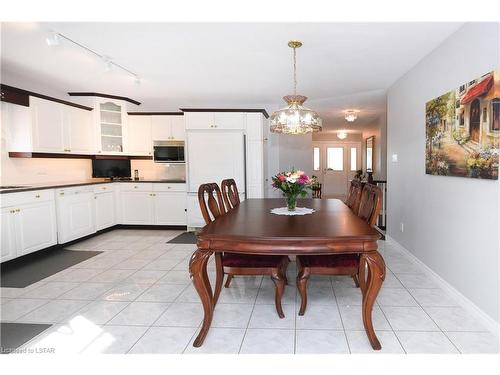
[
  {"left": 346, "top": 180, "right": 364, "bottom": 214},
  {"left": 221, "top": 178, "right": 240, "bottom": 210},
  {"left": 198, "top": 183, "right": 226, "bottom": 225},
  {"left": 357, "top": 183, "right": 382, "bottom": 226},
  {"left": 312, "top": 183, "right": 322, "bottom": 199}
]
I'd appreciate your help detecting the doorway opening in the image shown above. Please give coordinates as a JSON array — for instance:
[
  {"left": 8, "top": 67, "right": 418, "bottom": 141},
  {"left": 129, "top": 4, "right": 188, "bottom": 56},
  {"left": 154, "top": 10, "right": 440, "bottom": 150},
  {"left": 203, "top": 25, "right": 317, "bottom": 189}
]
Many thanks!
[{"left": 312, "top": 141, "right": 361, "bottom": 199}]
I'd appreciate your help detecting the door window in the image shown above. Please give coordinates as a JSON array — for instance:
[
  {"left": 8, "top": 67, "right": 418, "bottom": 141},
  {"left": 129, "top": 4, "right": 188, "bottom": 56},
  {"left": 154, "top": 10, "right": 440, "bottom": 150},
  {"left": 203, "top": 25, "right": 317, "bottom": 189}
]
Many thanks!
[{"left": 327, "top": 147, "right": 344, "bottom": 171}]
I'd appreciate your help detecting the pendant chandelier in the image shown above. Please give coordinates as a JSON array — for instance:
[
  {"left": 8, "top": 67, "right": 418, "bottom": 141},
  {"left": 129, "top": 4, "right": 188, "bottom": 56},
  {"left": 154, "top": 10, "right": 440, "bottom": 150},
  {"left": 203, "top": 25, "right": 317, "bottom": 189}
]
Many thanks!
[{"left": 270, "top": 40, "right": 322, "bottom": 134}]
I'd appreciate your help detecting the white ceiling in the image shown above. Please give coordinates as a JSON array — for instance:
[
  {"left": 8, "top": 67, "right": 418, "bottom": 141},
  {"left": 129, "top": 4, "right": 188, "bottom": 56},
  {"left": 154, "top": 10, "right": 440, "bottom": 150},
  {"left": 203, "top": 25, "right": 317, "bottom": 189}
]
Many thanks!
[{"left": 1, "top": 22, "right": 462, "bottom": 130}]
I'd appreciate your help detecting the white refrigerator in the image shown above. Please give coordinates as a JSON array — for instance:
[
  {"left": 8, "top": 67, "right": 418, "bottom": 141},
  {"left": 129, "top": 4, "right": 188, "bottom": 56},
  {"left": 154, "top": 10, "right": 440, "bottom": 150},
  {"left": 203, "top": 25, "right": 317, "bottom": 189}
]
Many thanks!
[{"left": 186, "top": 130, "right": 246, "bottom": 228}]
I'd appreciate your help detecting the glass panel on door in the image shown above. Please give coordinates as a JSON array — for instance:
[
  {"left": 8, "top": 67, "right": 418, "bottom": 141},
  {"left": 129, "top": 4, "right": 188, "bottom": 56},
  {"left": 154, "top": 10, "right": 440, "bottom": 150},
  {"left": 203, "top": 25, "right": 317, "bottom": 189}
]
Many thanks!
[{"left": 327, "top": 147, "right": 344, "bottom": 171}]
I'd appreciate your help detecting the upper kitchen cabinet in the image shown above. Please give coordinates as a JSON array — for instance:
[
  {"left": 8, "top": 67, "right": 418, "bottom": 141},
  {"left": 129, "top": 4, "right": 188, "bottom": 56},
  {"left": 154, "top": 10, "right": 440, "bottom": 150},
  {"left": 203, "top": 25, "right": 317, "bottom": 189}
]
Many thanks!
[
  {"left": 96, "top": 99, "right": 128, "bottom": 154},
  {"left": 3, "top": 96, "right": 94, "bottom": 154},
  {"left": 151, "top": 115, "right": 185, "bottom": 140},
  {"left": 184, "top": 111, "right": 245, "bottom": 130},
  {"left": 128, "top": 115, "right": 152, "bottom": 155}
]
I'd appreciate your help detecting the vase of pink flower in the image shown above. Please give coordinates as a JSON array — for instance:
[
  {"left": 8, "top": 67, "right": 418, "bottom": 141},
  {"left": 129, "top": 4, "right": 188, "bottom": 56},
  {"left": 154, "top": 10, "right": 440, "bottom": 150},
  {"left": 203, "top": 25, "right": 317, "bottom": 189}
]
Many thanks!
[{"left": 271, "top": 169, "right": 311, "bottom": 211}]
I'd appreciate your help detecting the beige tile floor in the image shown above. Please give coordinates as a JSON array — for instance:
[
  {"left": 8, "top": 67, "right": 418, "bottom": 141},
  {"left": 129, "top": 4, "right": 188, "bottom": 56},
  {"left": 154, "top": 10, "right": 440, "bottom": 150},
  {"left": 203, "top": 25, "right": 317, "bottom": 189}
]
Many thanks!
[{"left": 1, "top": 229, "right": 498, "bottom": 354}]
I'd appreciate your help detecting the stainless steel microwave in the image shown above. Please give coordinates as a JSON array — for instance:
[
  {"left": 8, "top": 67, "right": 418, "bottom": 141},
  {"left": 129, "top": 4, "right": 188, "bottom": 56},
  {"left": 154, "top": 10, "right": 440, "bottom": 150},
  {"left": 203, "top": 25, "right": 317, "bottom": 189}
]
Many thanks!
[{"left": 153, "top": 141, "right": 185, "bottom": 163}]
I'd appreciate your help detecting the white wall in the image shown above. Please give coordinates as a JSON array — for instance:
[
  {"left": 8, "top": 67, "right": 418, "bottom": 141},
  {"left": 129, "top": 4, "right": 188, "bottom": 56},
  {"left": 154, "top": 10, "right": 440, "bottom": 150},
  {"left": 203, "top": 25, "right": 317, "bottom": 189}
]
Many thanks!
[
  {"left": 387, "top": 23, "right": 500, "bottom": 324},
  {"left": 278, "top": 133, "right": 313, "bottom": 176}
]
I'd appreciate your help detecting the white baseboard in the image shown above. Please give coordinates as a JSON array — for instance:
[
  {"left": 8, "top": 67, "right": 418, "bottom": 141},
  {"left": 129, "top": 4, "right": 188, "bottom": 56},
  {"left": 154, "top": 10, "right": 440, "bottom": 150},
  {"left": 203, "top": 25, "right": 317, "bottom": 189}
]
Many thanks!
[{"left": 385, "top": 235, "right": 500, "bottom": 337}]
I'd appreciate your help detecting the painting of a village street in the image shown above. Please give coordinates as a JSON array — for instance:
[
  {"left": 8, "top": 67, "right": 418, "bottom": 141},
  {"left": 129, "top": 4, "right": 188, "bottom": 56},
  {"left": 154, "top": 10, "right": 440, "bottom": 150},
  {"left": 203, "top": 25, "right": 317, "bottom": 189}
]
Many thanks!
[{"left": 426, "top": 70, "right": 499, "bottom": 179}]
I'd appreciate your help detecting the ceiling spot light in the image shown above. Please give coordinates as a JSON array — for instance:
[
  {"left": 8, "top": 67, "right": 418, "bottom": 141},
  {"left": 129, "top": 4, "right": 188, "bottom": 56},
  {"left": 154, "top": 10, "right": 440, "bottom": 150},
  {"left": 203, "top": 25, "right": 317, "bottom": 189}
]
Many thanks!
[
  {"left": 337, "top": 131, "right": 347, "bottom": 140},
  {"left": 45, "top": 31, "right": 60, "bottom": 46},
  {"left": 344, "top": 110, "right": 359, "bottom": 122},
  {"left": 102, "top": 56, "right": 113, "bottom": 72}
]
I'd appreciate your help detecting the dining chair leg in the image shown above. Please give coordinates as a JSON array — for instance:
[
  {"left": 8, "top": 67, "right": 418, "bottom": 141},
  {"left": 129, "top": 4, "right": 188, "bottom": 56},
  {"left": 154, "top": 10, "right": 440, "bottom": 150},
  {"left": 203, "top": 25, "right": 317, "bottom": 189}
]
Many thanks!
[
  {"left": 271, "top": 270, "right": 285, "bottom": 319},
  {"left": 297, "top": 266, "right": 310, "bottom": 316},
  {"left": 224, "top": 274, "right": 234, "bottom": 288},
  {"left": 352, "top": 274, "right": 360, "bottom": 288},
  {"left": 213, "top": 253, "right": 224, "bottom": 306}
]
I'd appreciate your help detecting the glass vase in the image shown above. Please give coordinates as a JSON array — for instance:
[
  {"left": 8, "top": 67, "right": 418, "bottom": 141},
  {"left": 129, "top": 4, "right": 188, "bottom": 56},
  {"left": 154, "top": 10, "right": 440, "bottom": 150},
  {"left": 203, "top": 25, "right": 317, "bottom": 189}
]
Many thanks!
[{"left": 286, "top": 194, "right": 298, "bottom": 211}]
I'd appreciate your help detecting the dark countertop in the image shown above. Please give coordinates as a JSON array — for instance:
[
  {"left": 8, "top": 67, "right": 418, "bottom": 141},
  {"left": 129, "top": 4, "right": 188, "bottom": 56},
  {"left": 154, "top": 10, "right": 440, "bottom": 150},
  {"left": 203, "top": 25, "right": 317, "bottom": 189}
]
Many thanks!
[{"left": 0, "top": 179, "right": 187, "bottom": 194}]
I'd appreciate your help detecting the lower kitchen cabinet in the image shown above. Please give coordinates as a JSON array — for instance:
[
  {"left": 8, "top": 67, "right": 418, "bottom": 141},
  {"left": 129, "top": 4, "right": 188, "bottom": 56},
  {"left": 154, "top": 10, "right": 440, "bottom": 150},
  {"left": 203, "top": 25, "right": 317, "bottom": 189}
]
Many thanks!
[
  {"left": 56, "top": 188, "right": 96, "bottom": 244},
  {"left": 1, "top": 195, "right": 57, "bottom": 263},
  {"left": 118, "top": 183, "right": 187, "bottom": 225},
  {"left": 95, "top": 191, "right": 116, "bottom": 230},
  {"left": 120, "top": 191, "right": 155, "bottom": 224},
  {"left": 154, "top": 192, "right": 187, "bottom": 225}
]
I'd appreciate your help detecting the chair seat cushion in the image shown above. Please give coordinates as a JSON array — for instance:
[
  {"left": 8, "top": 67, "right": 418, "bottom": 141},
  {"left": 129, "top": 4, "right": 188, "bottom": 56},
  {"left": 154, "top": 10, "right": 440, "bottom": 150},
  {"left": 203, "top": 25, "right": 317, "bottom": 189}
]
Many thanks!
[
  {"left": 222, "top": 253, "right": 287, "bottom": 268},
  {"left": 297, "top": 254, "right": 360, "bottom": 268}
]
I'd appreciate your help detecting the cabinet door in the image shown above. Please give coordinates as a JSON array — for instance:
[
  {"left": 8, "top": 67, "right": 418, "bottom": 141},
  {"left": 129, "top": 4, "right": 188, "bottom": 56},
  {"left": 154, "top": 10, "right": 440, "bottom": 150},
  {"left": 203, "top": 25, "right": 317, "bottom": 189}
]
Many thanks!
[
  {"left": 128, "top": 116, "right": 152, "bottom": 155},
  {"left": 120, "top": 192, "right": 154, "bottom": 224},
  {"left": 95, "top": 192, "right": 116, "bottom": 231},
  {"left": 186, "top": 194, "right": 206, "bottom": 228},
  {"left": 170, "top": 116, "right": 185, "bottom": 140},
  {"left": 1, "top": 208, "right": 17, "bottom": 262},
  {"left": 187, "top": 131, "right": 245, "bottom": 192},
  {"left": 154, "top": 192, "right": 186, "bottom": 225},
  {"left": 31, "top": 97, "right": 65, "bottom": 152},
  {"left": 98, "top": 100, "right": 126, "bottom": 153},
  {"left": 184, "top": 112, "right": 214, "bottom": 130},
  {"left": 16, "top": 201, "right": 58, "bottom": 256},
  {"left": 64, "top": 107, "right": 94, "bottom": 153},
  {"left": 57, "top": 192, "right": 96, "bottom": 244},
  {"left": 2, "top": 101, "right": 33, "bottom": 152},
  {"left": 214, "top": 112, "right": 246, "bottom": 130},
  {"left": 151, "top": 116, "right": 171, "bottom": 140}
]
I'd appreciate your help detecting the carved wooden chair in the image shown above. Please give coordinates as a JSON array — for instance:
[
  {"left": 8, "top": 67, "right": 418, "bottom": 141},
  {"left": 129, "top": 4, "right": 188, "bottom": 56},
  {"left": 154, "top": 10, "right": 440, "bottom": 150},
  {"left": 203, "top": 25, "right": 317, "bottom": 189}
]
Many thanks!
[
  {"left": 311, "top": 183, "right": 322, "bottom": 199},
  {"left": 345, "top": 180, "right": 364, "bottom": 214},
  {"left": 221, "top": 178, "right": 240, "bottom": 210},
  {"left": 296, "top": 183, "right": 382, "bottom": 315},
  {"left": 198, "top": 182, "right": 289, "bottom": 318}
]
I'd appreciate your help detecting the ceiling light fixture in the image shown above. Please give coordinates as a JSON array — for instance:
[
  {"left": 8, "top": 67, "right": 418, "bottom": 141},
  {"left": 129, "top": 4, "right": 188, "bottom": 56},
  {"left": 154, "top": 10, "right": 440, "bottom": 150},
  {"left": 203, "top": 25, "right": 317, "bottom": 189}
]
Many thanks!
[
  {"left": 337, "top": 131, "right": 348, "bottom": 140},
  {"left": 270, "top": 40, "right": 322, "bottom": 135},
  {"left": 344, "top": 110, "right": 359, "bottom": 122},
  {"left": 45, "top": 30, "right": 140, "bottom": 82}
]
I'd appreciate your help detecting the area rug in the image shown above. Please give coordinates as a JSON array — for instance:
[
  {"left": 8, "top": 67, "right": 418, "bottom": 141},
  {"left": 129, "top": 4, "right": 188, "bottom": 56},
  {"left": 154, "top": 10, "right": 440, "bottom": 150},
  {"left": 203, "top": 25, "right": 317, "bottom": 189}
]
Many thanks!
[
  {"left": 0, "top": 323, "right": 52, "bottom": 354},
  {"left": 1, "top": 249, "right": 102, "bottom": 288},
  {"left": 167, "top": 232, "right": 197, "bottom": 244}
]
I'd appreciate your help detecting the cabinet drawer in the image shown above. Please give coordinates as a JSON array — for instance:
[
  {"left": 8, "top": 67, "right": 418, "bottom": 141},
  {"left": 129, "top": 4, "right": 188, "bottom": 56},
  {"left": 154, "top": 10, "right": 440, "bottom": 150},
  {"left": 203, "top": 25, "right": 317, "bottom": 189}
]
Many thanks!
[
  {"left": 152, "top": 183, "right": 186, "bottom": 192},
  {"left": 55, "top": 186, "right": 94, "bottom": 196},
  {"left": 93, "top": 183, "right": 115, "bottom": 194},
  {"left": 1, "top": 189, "right": 55, "bottom": 208},
  {"left": 117, "top": 183, "right": 153, "bottom": 192}
]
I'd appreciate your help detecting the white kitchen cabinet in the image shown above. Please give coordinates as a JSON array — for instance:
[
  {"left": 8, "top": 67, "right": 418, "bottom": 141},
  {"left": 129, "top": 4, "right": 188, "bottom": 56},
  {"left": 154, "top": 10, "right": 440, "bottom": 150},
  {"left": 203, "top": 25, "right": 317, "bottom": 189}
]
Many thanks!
[
  {"left": 118, "top": 183, "right": 187, "bottom": 225},
  {"left": 96, "top": 99, "right": 128, "bottom": 154},
  {"left": 16, "top": 201, "right": 58, "bottom": 256},
  {"left": 187, "top": 131, "right": 245, "bottom": 192},
  {"left": 56, "top": 187, "right": 96, "bottom": 244},
  {"left": 1, "top": 207, "right": 17, "bottom": 262},
  {"left": 151, "top": 115, "right": 185, "bottom": 141},
  {"left": 63, "top": 106, "right": 94, "bottom": 153},
  {"left": 94, "top": 191, "right": 116, "bottom": 231},
  {"left": 154, "top": 192, "right": 187, "bottom": 225},
  {"left": 170, "top": 116, "right": 185, "bottom": 140},
  {"left": 4, "top": 97, "right": 94, "bottom": 154},
  {"left": 128, "top": 115, "right": 152, "bottom": 155},
  {"left": 120, "top": 191, "right": 155, "bottom": 224},
  {"left": 31, "top": 97, "right": 65, "bottom": 152},
  {"left": 1, "top": 189, "right": 57, "bottom": 262},
  {"left": 184, "top": 112, "right": 245, "bottom": 130}
]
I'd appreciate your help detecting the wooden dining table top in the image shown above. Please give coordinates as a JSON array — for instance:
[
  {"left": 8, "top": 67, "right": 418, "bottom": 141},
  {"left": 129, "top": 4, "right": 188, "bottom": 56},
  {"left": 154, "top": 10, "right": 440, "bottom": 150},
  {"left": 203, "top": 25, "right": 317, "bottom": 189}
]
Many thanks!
[{"left": 196, "top": 198, "right": 381, "bottom": 254}]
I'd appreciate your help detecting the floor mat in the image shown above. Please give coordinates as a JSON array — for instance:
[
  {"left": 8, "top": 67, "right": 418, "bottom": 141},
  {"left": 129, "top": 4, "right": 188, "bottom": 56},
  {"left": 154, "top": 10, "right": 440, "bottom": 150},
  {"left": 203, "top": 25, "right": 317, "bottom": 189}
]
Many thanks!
[
  {"left": 1, "top": 249, "right": 102, "bottom": 288},
  {"left": 167, "top": 232, "right": 197, "bottom": 244},
  {"left": 0, "top": 322, "right": 52, "bottom": 354}
]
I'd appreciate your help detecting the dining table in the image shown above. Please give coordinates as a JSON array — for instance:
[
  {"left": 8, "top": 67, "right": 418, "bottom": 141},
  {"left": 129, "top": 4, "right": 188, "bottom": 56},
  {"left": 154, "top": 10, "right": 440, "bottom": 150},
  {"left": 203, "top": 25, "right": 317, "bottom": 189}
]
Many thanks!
[{"left": 189, "top": 198, "right": 385, "bottom": 350}]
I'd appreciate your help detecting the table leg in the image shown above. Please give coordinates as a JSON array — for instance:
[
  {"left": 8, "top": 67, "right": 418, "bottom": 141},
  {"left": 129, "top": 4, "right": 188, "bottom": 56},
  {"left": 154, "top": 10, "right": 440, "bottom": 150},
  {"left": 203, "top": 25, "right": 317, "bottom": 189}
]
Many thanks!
[
  {"left": 360, "top": 251, "right": 386, "bottom": 350},
  {"left": 189, "top": 249, "right": 214, "bottom": 347}
]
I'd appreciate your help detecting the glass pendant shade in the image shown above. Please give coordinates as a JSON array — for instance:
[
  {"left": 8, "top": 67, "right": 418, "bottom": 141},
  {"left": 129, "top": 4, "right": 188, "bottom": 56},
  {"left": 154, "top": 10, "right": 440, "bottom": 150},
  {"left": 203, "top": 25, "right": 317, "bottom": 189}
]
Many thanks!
[
  {"left": 270, "top": 95, "right": 322, "bottom": 134},
  {"left": 270, "top": 40, "right": 322, "bottom": 135}
]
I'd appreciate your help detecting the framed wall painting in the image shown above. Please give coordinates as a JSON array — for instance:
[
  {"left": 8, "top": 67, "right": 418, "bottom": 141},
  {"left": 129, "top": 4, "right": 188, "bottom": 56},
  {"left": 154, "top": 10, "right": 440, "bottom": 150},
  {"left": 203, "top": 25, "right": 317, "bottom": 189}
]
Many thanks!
[{"left": 425, "top": 70, "right": 499, "bottom": 179}]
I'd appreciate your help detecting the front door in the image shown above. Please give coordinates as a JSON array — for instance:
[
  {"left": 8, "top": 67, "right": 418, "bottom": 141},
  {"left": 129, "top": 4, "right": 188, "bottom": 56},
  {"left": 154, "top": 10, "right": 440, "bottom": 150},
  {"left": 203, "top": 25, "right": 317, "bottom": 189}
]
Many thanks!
[
  {"left": 470, "top": 99, "right": 480, "bottom": 142},
  {"left": 313, "top": 142, "right": 361, "bottom": 199}
]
